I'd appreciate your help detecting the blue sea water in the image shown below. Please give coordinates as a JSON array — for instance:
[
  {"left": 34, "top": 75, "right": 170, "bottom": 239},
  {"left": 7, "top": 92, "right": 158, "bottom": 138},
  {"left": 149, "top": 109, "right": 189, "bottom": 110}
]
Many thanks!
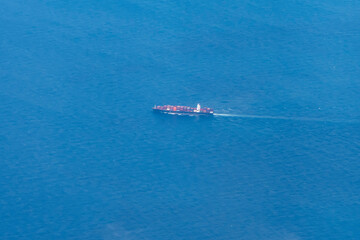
[{"left": 1, "top": 0, "right": 360, "bottom": 239}]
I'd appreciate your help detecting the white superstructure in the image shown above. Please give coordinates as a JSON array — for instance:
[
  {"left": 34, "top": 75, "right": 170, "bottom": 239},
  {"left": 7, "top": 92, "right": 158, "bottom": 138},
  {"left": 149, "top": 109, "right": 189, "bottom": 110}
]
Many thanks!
[{"left": 196, "top": 103, "right": 201, "bottom": 112}]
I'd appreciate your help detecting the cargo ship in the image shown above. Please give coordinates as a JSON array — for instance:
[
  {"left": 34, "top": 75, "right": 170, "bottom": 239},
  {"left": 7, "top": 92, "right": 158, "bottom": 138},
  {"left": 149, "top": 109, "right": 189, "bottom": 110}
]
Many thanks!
[{"left": 153, "top": 104, "right": 214, "bottom": 116}]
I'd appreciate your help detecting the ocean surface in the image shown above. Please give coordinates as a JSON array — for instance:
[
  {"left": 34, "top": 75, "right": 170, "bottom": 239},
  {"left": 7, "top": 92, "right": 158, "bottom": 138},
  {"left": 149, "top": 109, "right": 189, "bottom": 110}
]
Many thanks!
[{"left": 1, "top": 0, "right": 360, "bottom": 239}]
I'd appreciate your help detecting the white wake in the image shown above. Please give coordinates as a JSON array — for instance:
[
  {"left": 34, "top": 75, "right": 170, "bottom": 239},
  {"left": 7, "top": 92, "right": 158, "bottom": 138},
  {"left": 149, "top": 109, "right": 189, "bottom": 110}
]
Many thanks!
[{"left": 214, "top": 113, "right": 358, "bottom": 123}]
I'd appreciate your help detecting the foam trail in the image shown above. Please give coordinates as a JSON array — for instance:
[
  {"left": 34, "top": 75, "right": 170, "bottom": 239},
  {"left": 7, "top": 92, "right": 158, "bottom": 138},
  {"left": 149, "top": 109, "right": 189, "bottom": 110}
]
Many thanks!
[{"left": 214, "top": 113, "right": 359, "bottom": 124}]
